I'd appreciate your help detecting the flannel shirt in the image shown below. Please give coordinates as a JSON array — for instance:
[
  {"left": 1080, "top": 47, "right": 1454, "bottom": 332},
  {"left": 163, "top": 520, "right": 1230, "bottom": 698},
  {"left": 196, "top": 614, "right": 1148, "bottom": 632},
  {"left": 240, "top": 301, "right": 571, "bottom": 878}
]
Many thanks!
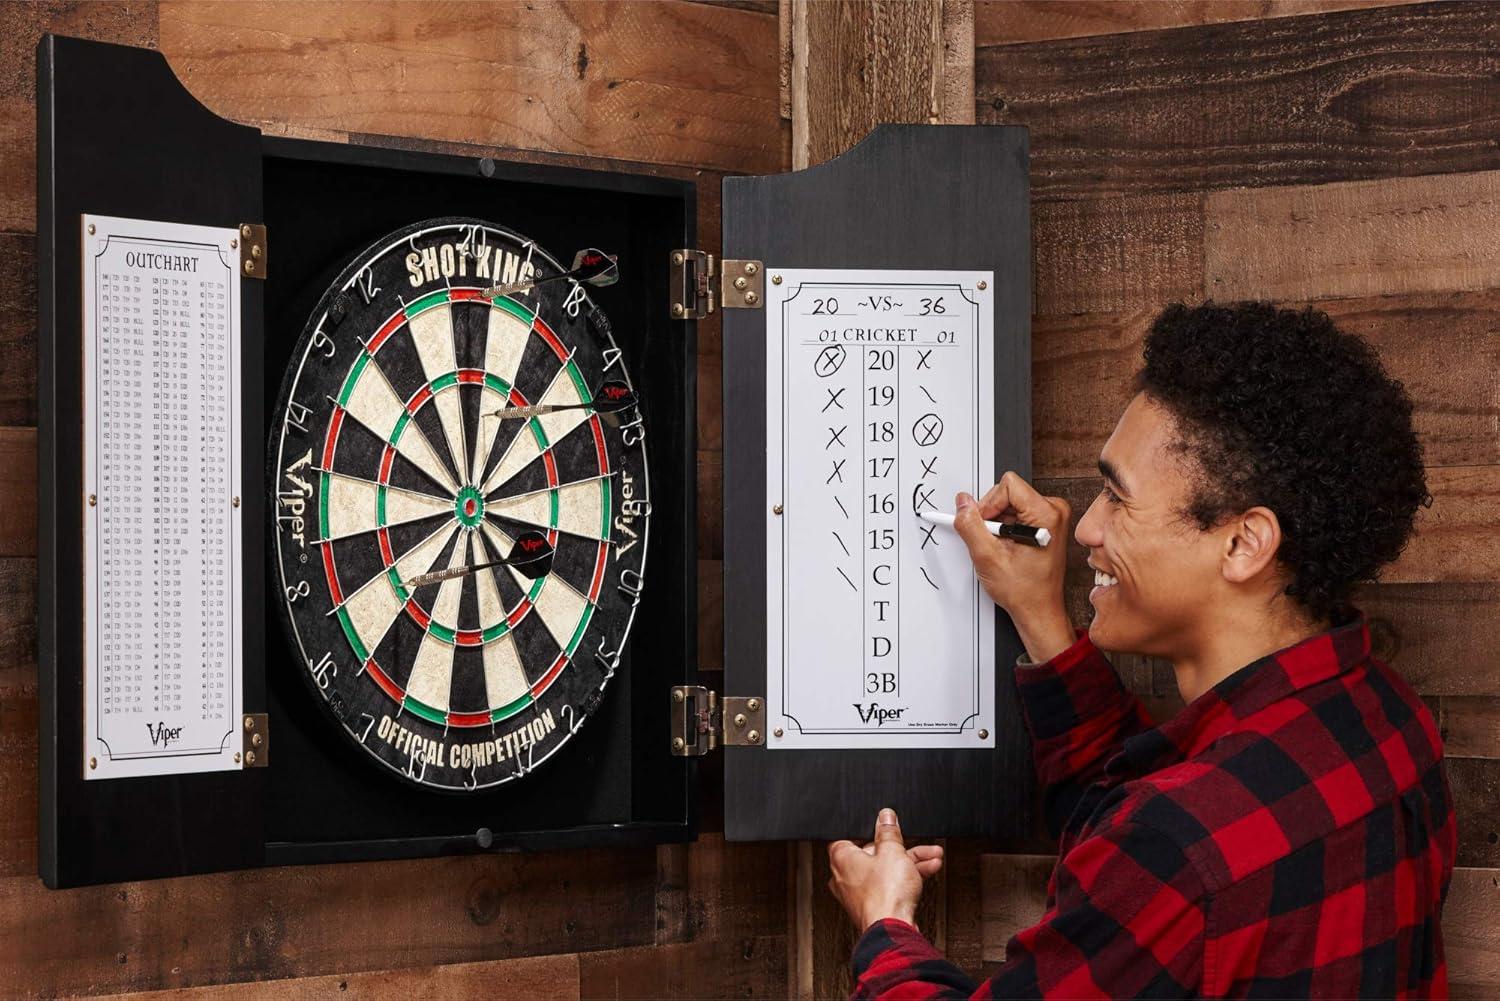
[{"left": 852, "top": 614, "right": 1456, "bottom": 999}]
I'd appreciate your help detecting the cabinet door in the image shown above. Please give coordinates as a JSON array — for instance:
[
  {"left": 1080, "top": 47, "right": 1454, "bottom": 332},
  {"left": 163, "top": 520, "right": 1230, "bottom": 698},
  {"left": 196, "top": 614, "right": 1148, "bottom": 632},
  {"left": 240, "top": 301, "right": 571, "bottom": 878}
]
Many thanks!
[
  {"left": 37, "top": 34, "right": 266, "bottom": 887},
  {"left": 721, "top": 125, "right": 1034, "bottom": 841}
]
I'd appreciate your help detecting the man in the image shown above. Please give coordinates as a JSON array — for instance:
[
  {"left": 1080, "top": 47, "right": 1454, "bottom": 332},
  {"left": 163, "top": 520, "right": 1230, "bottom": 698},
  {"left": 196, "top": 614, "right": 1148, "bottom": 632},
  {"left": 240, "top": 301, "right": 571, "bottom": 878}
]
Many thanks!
[{"left": 828, "top": 302, "right": 1454, "bottom": 998}]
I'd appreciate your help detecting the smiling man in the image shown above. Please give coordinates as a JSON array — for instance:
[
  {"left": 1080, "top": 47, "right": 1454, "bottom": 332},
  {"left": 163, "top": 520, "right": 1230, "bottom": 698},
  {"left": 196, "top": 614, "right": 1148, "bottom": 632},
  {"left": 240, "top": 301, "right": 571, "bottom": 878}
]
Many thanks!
[{"left": 828, "top": 302, "right": 1455, "bottom": 998}]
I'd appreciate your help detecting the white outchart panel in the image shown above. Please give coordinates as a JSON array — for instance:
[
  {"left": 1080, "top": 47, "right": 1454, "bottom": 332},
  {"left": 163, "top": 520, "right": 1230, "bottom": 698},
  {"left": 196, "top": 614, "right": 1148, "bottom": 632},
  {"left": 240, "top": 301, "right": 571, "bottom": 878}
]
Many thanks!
[
  {"left": 766, "top": 270, "right": 995, "bottom": 750},
  {"left": 82, "top": 214, "right": 244, "bottom": 779}
]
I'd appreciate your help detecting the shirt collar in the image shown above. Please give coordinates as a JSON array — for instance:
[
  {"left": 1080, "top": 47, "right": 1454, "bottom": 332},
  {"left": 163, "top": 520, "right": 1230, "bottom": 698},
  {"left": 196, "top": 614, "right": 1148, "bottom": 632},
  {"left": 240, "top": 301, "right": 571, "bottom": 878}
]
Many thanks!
[{"left": 1105, "top": 612, "right": 1372, "bottom": 781}]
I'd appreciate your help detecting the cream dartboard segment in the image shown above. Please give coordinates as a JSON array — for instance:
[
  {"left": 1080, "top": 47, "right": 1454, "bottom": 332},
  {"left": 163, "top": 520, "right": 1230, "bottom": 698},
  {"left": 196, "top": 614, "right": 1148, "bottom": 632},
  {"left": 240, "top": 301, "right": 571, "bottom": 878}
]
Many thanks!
[{"left": 269, "top": 219, "right": 650, "bottom": 792}]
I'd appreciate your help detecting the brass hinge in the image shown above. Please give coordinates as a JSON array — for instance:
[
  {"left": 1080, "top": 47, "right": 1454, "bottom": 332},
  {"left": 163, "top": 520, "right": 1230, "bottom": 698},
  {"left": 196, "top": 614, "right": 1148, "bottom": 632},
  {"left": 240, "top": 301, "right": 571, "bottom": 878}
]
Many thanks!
[
  {"left": 241, "top": 713, "right": 268, "bottom": 767},
  {"left": 669, "top": 686, "right": 765, "bottom": 756},
  {"left": 238, "top": 223, "right": 267, "bottom": 280},
  {"left": 669, "top": 251, "right": 763, "bottom": 320}
]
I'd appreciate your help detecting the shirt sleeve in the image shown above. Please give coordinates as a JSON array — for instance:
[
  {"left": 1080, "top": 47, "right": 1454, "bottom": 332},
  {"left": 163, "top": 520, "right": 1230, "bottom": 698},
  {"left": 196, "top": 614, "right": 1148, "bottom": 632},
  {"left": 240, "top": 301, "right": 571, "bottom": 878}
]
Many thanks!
[
  {"left": 851, "top": 821, "right": 1205, "bottom": 1000},
  {"left": 1014, "top": 633, "right": 1155, "bottom": 836}
]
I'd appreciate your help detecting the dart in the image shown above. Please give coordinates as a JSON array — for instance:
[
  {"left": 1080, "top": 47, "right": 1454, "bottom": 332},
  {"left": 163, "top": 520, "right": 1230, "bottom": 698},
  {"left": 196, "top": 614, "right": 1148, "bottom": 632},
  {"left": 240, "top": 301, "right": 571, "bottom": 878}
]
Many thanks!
[
  {"left": 480, "top": 247, "right": 619, "bottom": 300},
  {"left": 487, "top": 380, "right": 637, "bottom": 421},
  {"left": 403, "top": 531, "right": 554, "bottom": 588}
]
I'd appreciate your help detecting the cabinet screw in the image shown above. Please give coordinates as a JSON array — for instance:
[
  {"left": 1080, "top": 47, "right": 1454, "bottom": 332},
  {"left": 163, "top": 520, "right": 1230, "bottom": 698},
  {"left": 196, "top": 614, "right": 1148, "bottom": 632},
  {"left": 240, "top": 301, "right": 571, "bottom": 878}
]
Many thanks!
[
  {"left": 747, "top": 698, "right": 760, "bottom": 711},
  {"left": 772, "top": 275, "right": 782, "bottom": 285},
  {"left": 672, "top": 689, "right": 684, "bottom": 703},
  {"left": 672, "top": 737, "right": 685, "bottom": 751},
  {"left": 733, "top": 713, "right": 747, "bottom": 728},
  {"left": 88, "top": 494, "right": 97, "bottom": 507},
  {"left": 89, "top": 757, "right": 97, "bottom": 769},
  {"left": 773, "top": 727, "right": 784, "bottom": 738},
  {"left": 772, "top": 504, "right": 783, "bottom": 515},
  {"left": 672, "top": 252, "right": 684, "bottom": 265},
  {"left": 748, "top": 730, "right": 761, "bottom": 743},
  {"left": 87, "top": 224, "right": 96, "bottom": 235},
  {"left": 744, "top": 262, "right": 759, "bottom": 275},
  {"left": 978, "top": 729, "right": 989, "bottom": 740},
  {"left": 244, "top": 716, "right": 255, "bottom": 731},
  {"left": 977, "top": 280, "right": 988, "bottom": 291},
  {"left": 744, "top": 291, "right": 759, "bottom": 306},
  {"left": 246, "top": 751, "right": 257, "bottom": 765},
  {"left": 671, "top": 302, "right": 685, "bottom": 318}
]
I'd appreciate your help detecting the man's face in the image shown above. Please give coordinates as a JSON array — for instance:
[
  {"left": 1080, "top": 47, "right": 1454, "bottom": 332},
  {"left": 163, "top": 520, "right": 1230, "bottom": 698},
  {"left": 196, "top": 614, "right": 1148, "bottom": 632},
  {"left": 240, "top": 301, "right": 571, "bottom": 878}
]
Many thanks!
[{"left": 1074, "top": 393, "right": 1226, "bottom": 656}]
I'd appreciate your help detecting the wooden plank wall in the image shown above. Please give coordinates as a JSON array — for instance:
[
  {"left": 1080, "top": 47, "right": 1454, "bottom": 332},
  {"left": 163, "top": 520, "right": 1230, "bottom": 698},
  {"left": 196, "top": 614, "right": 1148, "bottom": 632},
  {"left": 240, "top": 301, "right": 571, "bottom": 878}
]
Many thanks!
[
  {"left": 973, "top": 0, "right": 1500, "bottom": 994},
  {"left": 0, "top": 2, "right": 795, "bottom": 998}
]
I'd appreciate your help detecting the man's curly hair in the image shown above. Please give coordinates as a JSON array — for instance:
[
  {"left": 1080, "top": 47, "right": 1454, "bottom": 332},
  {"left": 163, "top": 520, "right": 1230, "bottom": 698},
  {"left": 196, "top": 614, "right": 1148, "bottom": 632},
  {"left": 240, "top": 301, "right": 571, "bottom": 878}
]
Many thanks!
[{"left": 1134, "top": 302, "right": 1430, "bottom": 622}]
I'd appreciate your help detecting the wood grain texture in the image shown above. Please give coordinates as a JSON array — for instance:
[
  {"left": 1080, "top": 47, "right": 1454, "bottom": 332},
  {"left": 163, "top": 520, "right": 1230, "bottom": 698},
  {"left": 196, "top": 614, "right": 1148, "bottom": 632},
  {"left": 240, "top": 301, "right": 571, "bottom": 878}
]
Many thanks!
[
  {"left": 0, "top": 847, "right": 656, "bottom": 997},
  {"left": 940, "top": 0, "right": 976, "bottom": 126},
  {"left": 578, "top": 933, "right": 786, "bottom": 1000},
  {"left": 0, "top": 233, "right": 37, "bottom": 425},
  {"left": 979, "top": 853, "right": 1052, "bottom": 963},
  {"left": 1433, "top": 697, "right": 1500, "bottom": 760},
  {"left": 95, "top": 953, "right": 581, "bottom": 1000},
  {"left": 1206, "top": 169, "right": 1500, "bottom": 302},
  {"left": 1449, "top": 757, "right": 1500, "bottom": 868},
  {"left": 0, "top": 558, "right": 37, "bottom": 877},
  {"left": 697, "top": 558, "right": 724, "bottom": 672},
  {"left": 697, "top": 449, "right": 722, "bottom": 561},
  {"left": 1362, "top": 584, "right": 1500, "bottom": 696},
  {"left": 156, "top": 1, "right": 781, "bottom": 177},
  {"left": 1033, "top": 288, "right": 1500, "bottom": 479},
  {"left": 1033, "top": 192, "right": 1205, "bottom": 316},
  {"left": 791, "top": 0, "right": 945, "bottom": 168},
  {"left": 1445, "top": 867, "right": 1500, "bottom": 988},
  {"left": 0, "top": 1, "right": 159, "bottom": 233},
  {"left": 0, "top": 426, "right": 35, "bottom": 557},
  {"left": 978, "top": 2, "right": 1500, "bottom": 199},
  {"left": 976, "top": 0, "right": 1416, "bottom": 47}
]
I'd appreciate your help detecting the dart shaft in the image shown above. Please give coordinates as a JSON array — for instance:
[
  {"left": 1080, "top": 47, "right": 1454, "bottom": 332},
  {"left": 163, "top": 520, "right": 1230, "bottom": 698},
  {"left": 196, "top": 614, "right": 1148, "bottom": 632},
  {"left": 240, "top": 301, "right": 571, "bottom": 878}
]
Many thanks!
[
  {"left": 488, "top": 402, "right": 581, "bottom": 420},
  {"left": 405, "top": 560, "right": 502, "bottom": 587}
]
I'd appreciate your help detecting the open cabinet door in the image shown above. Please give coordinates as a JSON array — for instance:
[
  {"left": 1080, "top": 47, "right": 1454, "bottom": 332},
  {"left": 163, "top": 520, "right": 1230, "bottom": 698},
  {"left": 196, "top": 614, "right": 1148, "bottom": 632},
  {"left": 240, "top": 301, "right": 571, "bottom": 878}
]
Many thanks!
[
  {"left": 720, "top": 125, "right": 1035, "bottom": 841},
  {"left": 37, "top": 35, "right": 266, "bottom": 887}
]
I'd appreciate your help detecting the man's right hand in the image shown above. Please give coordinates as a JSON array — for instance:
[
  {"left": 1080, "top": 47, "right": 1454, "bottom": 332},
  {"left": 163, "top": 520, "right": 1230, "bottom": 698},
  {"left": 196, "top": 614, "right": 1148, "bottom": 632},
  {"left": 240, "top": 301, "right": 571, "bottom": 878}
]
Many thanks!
[{"left": 953, "top": 472, "right": 1077, "bottom": 664}]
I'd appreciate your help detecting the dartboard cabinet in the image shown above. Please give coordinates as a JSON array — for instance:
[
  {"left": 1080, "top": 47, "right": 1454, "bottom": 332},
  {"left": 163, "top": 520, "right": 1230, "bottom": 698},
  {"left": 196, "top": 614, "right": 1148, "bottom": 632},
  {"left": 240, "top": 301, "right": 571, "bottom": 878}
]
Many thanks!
[{"left": 37, "top": 36, "right": 1034, "bottom": 889}]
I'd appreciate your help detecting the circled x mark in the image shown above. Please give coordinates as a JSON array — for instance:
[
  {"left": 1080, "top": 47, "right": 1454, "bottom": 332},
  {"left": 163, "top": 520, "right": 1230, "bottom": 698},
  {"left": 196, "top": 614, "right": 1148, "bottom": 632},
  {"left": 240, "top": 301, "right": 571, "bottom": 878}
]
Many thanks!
[
  {"left": 913, "top": 413, "right": 944, "bottom": 446},
  {"left": 814, "top": 345, "right": 847, "bottom": 378}
]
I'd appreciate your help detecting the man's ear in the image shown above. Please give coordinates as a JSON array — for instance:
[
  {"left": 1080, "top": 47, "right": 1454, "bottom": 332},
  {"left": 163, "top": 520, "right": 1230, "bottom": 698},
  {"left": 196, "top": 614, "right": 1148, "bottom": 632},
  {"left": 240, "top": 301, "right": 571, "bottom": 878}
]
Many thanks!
[{"left": 1222, "top": 506, "right": 1282, "bottom": 585}]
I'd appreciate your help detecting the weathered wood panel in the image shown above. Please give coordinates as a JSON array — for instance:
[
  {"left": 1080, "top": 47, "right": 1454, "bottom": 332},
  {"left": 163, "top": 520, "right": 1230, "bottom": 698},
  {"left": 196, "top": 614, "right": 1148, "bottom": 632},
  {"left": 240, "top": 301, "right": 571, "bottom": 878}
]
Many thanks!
[
  {"left": 979, "top": 853, "right": 1052, "bottom": 963},
  {"left": 975, "top": 0, "right": 1413, "bottom": 46},
  {"left": 1033, "top": 288, "right": 1500, "bottom": 479},
  {"left": 0, "top": 1, "right": 159, "bottom": 233},
  {"left": 0, "top": 426, "right": 35, "bottom": 558},
  {"left": 0, "top": 233, "right": 37, "bottom": 426},
  {"left": 1362, "top": 584, "right": 1500, "bottom": 697},
  {"left": 98, "top": 954, "right": 581, "bottom": 1000},
  {"left": 1433, "top": 697, "right": 1500, "bottom": 760},
  {"left": 0, "top": 557, "right": 37, "bottom": 878},
  {"left": 1445, "top": 867, "right": 1500, "bottom": 988},
  {"left": 1449, "top": 757, "right": 1500, "bottom": 868},
  {"left": 1206, "top": 169, "right": 1500, "bottom": 302},
  {"left": 579, "top": 934, "right": 786, "bottom": 1000},
  {"left": 156, "top": 1, "right": 781, "bottom": 177},
  {"left": 1033, "top": 192, "right": 1205, "bottom": 316},
  {"left": 0, "top": 849, "right": 656, "bottom": 997},
  {"left": 790, "top": 0, "right": 948, "bottom": 169},
  {"left": 978, "top": 2, "right": 1500, "bottom": 199}
]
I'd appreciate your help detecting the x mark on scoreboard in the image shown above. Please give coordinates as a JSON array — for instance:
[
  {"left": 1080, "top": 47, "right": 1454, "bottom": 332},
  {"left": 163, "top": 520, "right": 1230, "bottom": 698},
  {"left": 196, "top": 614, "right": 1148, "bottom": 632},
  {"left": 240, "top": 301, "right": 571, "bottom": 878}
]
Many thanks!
[
  {"left": 825, "top": 425, "right": 847, "bottom": 449},
  {"left": 822, "top": 387, "right": 846, "bottom": 412}
]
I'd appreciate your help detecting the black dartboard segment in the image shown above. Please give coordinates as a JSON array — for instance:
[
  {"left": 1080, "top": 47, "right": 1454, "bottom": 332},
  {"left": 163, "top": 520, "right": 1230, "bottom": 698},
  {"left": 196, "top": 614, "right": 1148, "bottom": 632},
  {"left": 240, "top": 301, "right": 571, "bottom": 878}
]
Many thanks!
[{"left": 269, "top": 218, "right": 650, "bottom": 792}]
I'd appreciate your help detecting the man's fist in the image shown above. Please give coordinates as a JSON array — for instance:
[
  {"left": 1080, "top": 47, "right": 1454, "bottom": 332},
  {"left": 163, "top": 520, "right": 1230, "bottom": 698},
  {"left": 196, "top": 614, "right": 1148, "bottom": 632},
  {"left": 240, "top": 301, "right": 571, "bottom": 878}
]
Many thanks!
[{"left": 827, "top": 808, "right": 944, "bottom": 933}]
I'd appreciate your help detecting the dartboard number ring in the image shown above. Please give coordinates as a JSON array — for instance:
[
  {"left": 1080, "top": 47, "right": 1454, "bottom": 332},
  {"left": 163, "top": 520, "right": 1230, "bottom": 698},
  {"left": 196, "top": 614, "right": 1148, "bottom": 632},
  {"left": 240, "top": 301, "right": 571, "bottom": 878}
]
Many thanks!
[{"left": 269, "top": 218, "right": 649, "bottom": 792}]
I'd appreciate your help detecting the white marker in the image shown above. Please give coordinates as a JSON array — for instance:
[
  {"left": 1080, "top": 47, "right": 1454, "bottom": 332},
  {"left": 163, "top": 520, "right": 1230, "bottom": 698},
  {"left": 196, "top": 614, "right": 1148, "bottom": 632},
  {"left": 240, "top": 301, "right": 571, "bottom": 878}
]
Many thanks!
[{"left": 917, "top": 510, "right": 1051, "bottom": 548}]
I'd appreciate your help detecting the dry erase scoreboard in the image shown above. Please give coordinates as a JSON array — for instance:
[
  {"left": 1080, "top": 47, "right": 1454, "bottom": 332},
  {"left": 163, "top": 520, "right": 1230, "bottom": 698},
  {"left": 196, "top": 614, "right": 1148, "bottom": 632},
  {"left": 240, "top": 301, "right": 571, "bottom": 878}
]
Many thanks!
[{"left": 37, "top": 35, "right": 1032, "bottom": 887}]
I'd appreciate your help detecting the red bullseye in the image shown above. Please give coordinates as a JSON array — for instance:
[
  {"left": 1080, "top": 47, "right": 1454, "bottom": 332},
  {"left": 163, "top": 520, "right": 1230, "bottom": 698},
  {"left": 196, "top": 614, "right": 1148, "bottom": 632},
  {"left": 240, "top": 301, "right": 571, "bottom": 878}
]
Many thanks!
[{"left": 464, "top": 498, "right": 477, "bottom": 517}]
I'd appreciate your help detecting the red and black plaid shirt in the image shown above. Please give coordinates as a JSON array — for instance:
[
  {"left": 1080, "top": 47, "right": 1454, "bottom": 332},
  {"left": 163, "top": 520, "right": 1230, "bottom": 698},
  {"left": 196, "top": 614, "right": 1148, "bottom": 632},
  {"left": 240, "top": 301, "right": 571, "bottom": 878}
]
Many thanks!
[{"left": 852, "top": 614, "right": 1456, "bottom": 998}]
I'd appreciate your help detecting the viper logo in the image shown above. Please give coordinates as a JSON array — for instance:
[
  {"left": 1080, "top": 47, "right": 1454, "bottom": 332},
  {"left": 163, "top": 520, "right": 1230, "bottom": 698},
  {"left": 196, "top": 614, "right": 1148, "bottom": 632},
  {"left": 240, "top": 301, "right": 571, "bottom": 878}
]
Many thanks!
[{"left": 518, "top": 537, "right": 545, "bottom": 553}]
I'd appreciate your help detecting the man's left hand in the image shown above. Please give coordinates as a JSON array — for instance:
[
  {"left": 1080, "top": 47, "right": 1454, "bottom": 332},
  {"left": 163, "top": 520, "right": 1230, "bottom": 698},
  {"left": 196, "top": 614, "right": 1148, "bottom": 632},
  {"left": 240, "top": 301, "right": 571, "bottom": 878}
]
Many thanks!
[{"left": 827, "top": 808, "right": 944, "bottom": 933}]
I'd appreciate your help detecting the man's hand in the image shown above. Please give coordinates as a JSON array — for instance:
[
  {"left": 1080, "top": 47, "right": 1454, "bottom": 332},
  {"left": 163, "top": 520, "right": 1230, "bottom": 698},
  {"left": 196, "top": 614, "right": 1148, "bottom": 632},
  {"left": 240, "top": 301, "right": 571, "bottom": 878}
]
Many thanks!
[
  {"left": 953, "top": 471, "right": 1075, "bottom": 664},
  {"left": 827, "top": 808, "right": 944, "bottom": 933}
]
